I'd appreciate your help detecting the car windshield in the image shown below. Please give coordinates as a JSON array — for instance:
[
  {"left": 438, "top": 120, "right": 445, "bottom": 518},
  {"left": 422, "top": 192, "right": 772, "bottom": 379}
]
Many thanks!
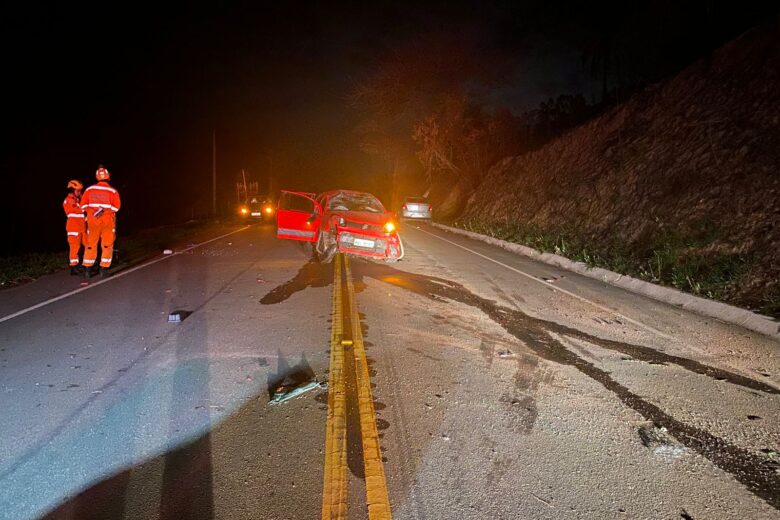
[{"left": 327, "top": 193, "right": 384, "bottom": 213}]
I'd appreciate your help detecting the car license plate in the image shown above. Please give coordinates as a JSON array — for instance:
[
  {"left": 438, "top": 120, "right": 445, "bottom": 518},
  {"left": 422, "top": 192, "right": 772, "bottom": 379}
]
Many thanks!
[
  {"left": 251, "top": 212, "right": 262, "bottom": 216},
  {"left": 353, "top": 238, "right": 375, "bottom": 248}
]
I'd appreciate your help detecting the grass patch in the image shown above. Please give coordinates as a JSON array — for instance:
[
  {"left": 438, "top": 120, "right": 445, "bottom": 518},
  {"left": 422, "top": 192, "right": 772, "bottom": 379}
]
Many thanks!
[
  {"left": 0, "top": 252, "right": 65, "bottom": 288},
  {"left": 0, "top": 220, "right": 222, "bottom": 289},
  {"left": 455, "top": 217, "right": 778, "bottom": 318}
]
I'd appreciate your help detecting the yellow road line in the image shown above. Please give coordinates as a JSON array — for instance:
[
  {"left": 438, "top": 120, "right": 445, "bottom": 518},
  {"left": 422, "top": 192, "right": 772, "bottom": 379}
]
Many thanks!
[
  {"left": 322, "top": 254, "right": 348, "bottom": 519},
  {"left": 344, "top": 256, "right": 393, "bottom": 519}
]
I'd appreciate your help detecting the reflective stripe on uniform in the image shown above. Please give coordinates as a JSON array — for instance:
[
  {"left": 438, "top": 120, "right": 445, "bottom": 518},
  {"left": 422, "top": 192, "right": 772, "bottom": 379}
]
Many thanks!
[
  {"left": 83, "top": 260, "right": 95, "bottom": 266},
  {"left": 83, "top": 203, "right": 119, "bottom": 212},
  {"left": 67, "top": 213, "right": 85, "bottom": 218},
  {"left": 278, "top": 228, "right": 315, "bottom": 238},
  {"left": 85, "top": 185, "right": 118, "bottom": 194},
  {"left": 67, "top": 232, "right": 81, "bottom": 236},
  {"left": 101, "top": 258, "right": 112, "bottom": 262}
]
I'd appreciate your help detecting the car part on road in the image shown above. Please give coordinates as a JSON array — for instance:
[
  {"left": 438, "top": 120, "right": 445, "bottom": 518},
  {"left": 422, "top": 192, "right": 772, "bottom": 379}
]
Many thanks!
[
  {"left": 167, "top": 310, "right": 192, "bottom": 323},
  {"left": 269, "top": 380, "right": 326, "bottom": 405}
]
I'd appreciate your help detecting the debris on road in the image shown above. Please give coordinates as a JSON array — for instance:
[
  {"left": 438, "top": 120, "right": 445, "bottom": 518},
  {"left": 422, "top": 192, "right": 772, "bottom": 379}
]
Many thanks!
[
  {"left": 163, "top": 249, "right": 174, "bottom": 255},
  {"left": 638, "top": 424, "right": 689, "bottom": 460},
  {"left": 497, "top": 350, "right": 514, "bottom": 358},
  {"left": 269, "top": 380, "right": 326, "bottom": 405},
  {"left": 167, "top": 310, "right": 192, "bottom": 323}
]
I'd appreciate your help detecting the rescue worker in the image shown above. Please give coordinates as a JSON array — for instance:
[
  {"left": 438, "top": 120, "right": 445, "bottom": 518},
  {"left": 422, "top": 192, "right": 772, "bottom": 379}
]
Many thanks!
[
  {"left": 63, "top": 180, "right": 86, "bottom": 275},
  {"left": 81, "top": 165, "right": 121, "bottom": 278}
]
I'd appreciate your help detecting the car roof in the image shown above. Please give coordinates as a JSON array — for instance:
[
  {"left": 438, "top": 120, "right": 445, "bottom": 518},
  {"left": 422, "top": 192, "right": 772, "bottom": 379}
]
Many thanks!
[{"left": 320, "top": 189, "right": 378, "bottom": 198}]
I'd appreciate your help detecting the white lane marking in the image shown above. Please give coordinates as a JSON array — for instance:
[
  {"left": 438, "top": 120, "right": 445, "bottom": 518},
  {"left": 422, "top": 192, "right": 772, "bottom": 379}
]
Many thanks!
[
  {"left": 413, "top": 226, "right": 673, "bottom": 340},
  {"left": 0, "top": 226, "right": 251, "bottom": 325}
]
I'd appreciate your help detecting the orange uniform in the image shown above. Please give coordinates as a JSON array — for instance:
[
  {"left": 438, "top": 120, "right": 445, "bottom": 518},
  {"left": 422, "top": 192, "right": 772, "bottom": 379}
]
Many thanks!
[
  {"left": 63, "top": 193, "right": 86, "bottom": 266},
  {"left": 81, "top": 181, "right": 121, "bottom": 268}
]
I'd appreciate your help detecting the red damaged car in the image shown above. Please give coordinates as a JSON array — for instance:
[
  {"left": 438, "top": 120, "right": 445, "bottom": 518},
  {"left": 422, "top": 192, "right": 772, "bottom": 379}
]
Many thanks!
[{"left": 276, "top": 190, "right": 404, "bottom": 263}]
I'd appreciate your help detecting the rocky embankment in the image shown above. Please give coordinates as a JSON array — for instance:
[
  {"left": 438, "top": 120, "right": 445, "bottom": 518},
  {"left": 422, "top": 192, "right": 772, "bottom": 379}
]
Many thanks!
[{"left": 456, "top": 25, "right": 780, "bottom": 316}]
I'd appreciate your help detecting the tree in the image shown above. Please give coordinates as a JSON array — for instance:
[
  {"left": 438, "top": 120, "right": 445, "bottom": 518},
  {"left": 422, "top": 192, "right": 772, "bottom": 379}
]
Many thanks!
[{"left": 351, "top": 33, "right": 501, "bottom": 206}]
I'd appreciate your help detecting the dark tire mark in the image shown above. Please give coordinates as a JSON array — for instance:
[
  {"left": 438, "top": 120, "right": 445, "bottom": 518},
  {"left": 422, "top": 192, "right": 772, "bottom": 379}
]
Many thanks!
[{"left": 351, "top": 260, "right": 780, "bottom": 510}]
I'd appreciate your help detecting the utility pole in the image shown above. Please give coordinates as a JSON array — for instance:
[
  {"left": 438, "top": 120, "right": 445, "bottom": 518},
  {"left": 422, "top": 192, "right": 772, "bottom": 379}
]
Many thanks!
[
  {"left": 212, "top": 130, "right": 217, "bottom": 216},
  {"left": 268, "top": 150, "right": 273, "bottom": 194}
]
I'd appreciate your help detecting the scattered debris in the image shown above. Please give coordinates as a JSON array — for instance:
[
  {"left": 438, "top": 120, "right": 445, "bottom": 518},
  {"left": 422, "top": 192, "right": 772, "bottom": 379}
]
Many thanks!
[
  {"left": 530, "top": 493, "right": 552, "bottom": 508},
  {"left": 593, "top": 317, "right": 625, "bottom": 325},
  {"left": 760, "top": 448, "right": 779, "bottom": 472},
  {"left": 163, "top": 249, "right": 174, "bottom": 255},
  {"left": 638, "top": 424, "right": 689, "bottom": 460},
  {"left": 167, "top": 310, "right": 192, "bottom": 323},
  {"left": 269, "top": 380, "right": 326, "bottom": 405},
  {"left": 80, "top": 282, "right": 89, "bottom": 287},
  {"left": 541, "top": 277, "right": 557, "bottom": 283},
  {"left": 256, "top": 277, "right": 267, "bottom": 283},
  {"left": 747, "top": 415, "right": 762, "bottom": 420},
  {"left": 497, "top": 350, "right": 514, "bottom": 358},
  {"left": 441, "top": 434, "right": 450, "bottom": 441}
]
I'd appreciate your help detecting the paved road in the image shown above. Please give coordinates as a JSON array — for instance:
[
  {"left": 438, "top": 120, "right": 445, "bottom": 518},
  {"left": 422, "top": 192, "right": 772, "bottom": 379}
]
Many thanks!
[{"left": 0, "top": 222, "right": 778, "bottom": 519}]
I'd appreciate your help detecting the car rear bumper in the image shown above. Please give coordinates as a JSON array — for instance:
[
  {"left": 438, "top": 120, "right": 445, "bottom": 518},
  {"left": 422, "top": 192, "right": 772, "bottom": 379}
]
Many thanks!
[{"left": 401, "top": 210, "right": 432, "bottom": 219}]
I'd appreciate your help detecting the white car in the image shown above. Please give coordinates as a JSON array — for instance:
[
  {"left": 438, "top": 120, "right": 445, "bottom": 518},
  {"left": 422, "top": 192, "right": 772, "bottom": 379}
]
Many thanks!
[{"left": 401, "top": 197, "right": 432, "bottom": 220}]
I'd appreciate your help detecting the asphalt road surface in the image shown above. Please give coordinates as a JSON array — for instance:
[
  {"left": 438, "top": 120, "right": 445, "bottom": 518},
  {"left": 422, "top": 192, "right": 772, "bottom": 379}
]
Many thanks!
[{"left": 0, "top": 222, "right": 778, "bottom": 520}]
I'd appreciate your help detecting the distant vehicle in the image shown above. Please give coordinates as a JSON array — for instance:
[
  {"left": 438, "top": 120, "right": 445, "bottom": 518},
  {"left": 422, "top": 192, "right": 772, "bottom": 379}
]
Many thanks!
[
  {"left": 401, "top": 197, "right": 432, "bottom": 220},
  {"left": 276, "top": 189, "right": 404, "bottom": 263},
  {"left": 240, "top": 196, "right": 275, "bottom": 221}
]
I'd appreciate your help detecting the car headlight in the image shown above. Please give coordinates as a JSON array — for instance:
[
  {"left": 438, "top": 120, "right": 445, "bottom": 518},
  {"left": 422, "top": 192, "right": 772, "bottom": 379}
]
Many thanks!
[
  {"left": 383, "top": 222, "right": 396, "bottom": 233},
  {"left": 240, "top": 207, "right": 248, "bottom": 215}
]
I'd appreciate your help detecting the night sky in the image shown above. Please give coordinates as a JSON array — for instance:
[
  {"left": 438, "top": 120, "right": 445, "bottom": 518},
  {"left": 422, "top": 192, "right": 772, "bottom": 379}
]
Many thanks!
[{"left": 1, "top": 1, "right": 773, "bottom": 254}]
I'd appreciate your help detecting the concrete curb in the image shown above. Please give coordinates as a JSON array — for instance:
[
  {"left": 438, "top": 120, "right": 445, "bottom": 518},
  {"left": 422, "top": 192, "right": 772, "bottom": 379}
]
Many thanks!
[{"left": 431, "top": 223, "right": 780, "bottom": 341}]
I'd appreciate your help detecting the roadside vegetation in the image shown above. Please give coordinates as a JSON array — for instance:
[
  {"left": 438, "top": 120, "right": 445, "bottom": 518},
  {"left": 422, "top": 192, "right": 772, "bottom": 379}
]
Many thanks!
[
  {"left": 0, "top": 220, "right": 222, "bottom": 289},
  {"left": 455, "top": 218, "right": 780, "bottom": 319}
]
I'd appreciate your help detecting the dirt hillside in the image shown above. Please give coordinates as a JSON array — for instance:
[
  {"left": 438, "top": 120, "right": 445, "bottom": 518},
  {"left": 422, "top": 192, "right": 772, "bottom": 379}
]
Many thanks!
[{"left": 457, "top": 25, "right": 780, "bottom": 316}]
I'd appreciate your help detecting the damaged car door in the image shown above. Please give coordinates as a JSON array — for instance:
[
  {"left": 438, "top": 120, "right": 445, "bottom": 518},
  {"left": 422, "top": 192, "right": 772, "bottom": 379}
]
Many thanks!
[{"left": 276, "top": 191, "right": 321, "bottom": 242}]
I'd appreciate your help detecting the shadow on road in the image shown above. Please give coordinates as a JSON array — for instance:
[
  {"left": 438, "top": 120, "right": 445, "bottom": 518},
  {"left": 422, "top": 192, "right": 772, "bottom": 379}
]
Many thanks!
[{"left": 41, "top": 428, "right": 215, "bottom": 520}]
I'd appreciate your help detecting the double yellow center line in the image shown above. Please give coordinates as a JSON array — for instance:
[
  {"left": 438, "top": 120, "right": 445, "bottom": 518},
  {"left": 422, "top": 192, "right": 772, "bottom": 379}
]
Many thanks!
[{"left": 322, "top": 255, "right": 392, "bottom": 520}]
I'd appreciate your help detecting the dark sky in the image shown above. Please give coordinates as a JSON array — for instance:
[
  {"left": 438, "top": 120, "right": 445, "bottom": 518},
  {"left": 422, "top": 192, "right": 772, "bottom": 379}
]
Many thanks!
[{"left": 1, "top": 1, "right": 774, "bottom": 253}]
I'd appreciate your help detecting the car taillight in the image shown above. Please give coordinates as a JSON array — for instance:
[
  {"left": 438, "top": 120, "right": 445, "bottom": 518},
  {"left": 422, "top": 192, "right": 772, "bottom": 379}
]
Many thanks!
[
  {"left": 402, "top": 204, "right": 407, "bottom": 210},
  {"left": 383, "top": 222, "right": 396, "bottom": 233}
]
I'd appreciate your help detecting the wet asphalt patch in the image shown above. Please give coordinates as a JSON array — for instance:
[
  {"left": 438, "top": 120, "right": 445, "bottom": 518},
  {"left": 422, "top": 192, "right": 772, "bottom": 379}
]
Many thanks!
[{"left": 259, "top": 260, "right": 333, "bottom": 305}]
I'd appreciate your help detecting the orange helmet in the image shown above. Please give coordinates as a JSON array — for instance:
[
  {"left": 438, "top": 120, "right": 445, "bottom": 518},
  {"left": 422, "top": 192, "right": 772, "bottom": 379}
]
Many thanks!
[
  {"left": 67, "top": 180, "right": 83, "bottom": 190},
  {"left": 96, "top": 166, "right": 110, "bottom": 181}
]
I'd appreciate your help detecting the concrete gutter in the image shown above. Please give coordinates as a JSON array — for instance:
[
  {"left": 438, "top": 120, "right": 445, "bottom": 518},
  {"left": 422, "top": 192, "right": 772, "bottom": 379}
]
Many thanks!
[{"left": 432, "top": 222, "right": 780, "bottom": 341}]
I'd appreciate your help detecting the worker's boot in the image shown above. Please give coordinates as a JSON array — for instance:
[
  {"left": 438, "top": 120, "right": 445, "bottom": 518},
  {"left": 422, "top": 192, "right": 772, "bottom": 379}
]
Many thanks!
[
  {"left": 70, "top": 266, "right": 83, "bottom": 276},
  {"left": 98, "top": 267, "right": 110, "bottom": 278}
]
